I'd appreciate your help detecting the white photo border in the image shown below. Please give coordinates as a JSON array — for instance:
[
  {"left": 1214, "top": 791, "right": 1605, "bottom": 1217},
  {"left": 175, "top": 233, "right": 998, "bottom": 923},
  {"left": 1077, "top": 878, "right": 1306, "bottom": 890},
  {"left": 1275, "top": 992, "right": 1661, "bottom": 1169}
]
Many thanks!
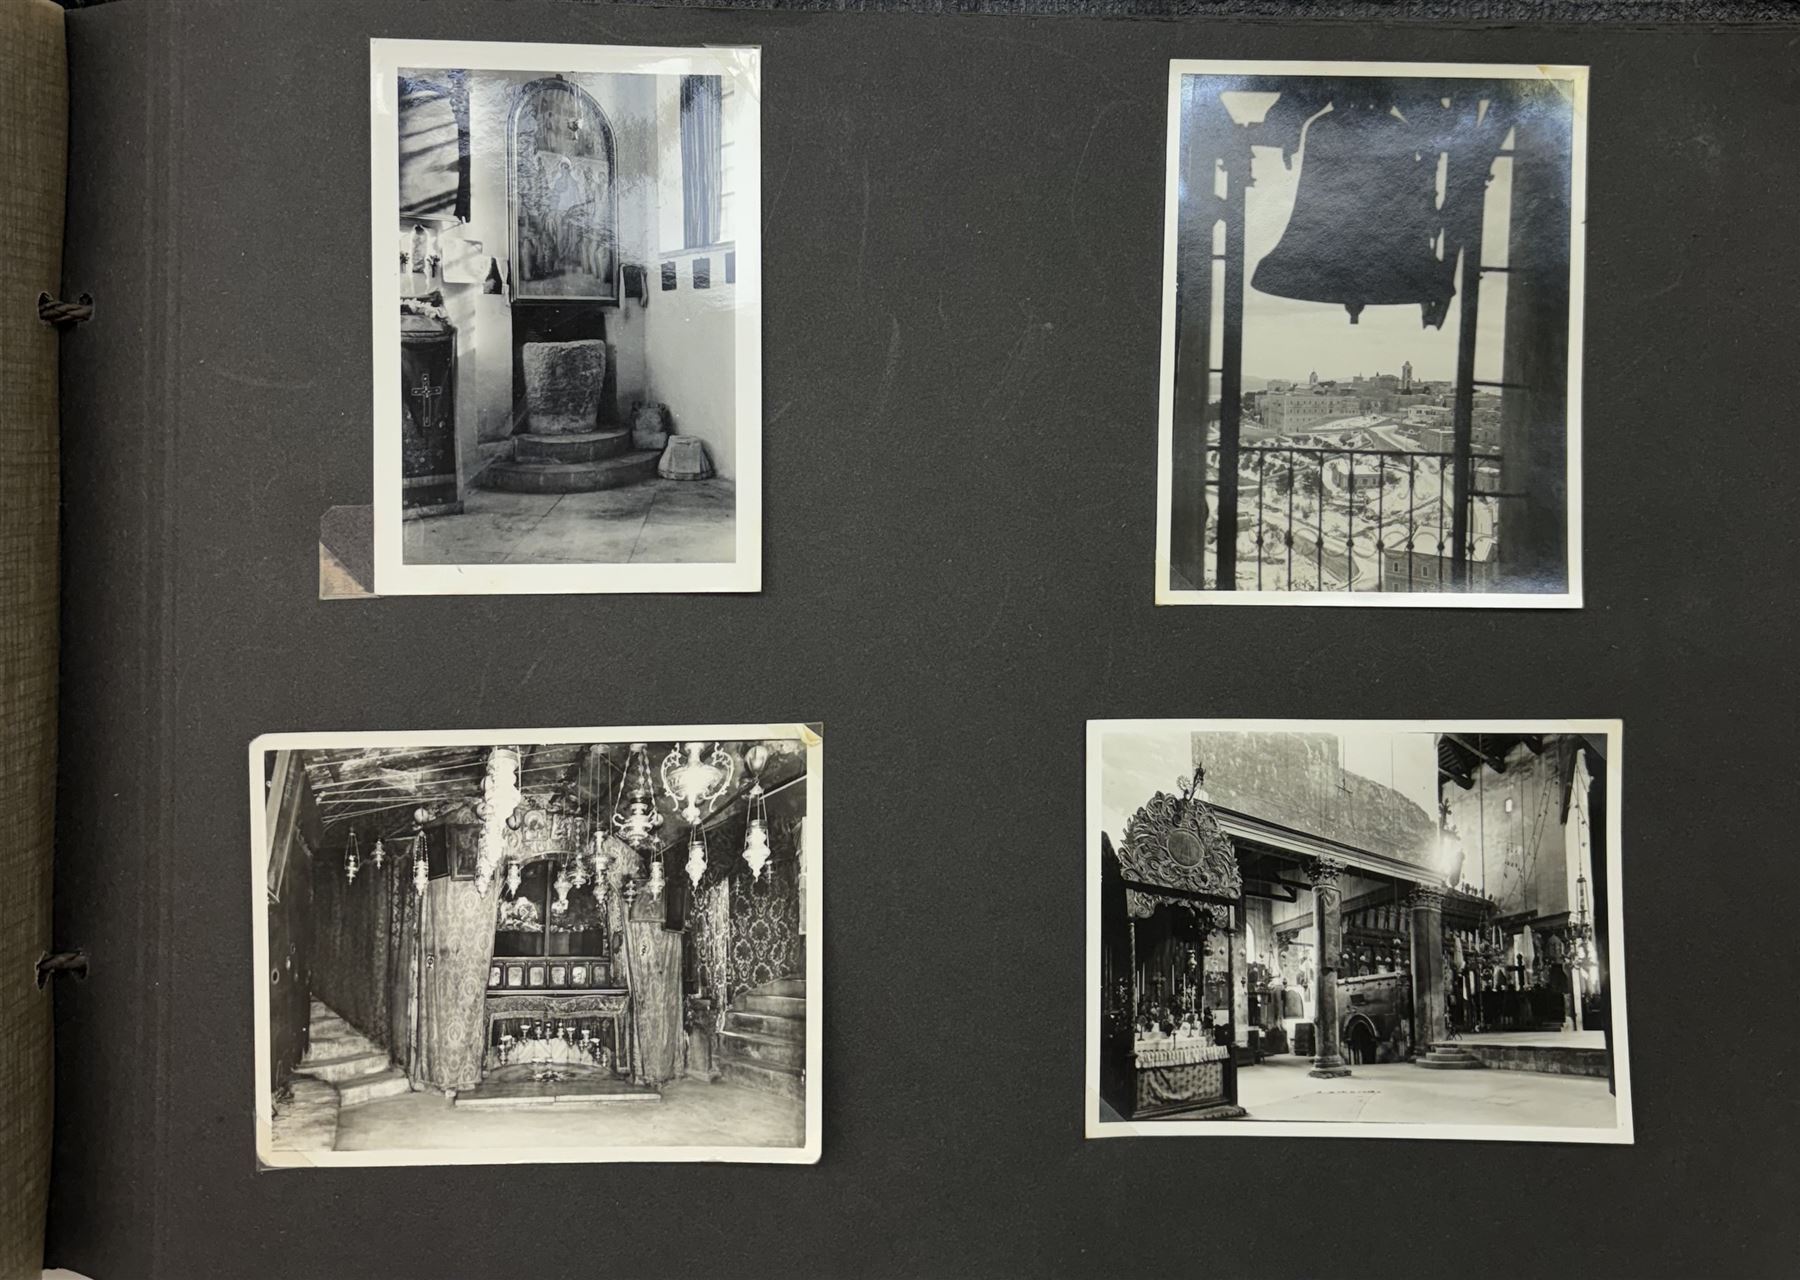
[
  {"left": 369, "top": 38, "right": 764, "bottom": 595},
  {"left": 1153, "top": 60, "right": 1589, "bottom": 609},
  {"left": 1085, "top": 716, "right": 1631, "bottom": 1144},
  {"left": 251, "top": 722, "right": 822, "bottom": 1167}
]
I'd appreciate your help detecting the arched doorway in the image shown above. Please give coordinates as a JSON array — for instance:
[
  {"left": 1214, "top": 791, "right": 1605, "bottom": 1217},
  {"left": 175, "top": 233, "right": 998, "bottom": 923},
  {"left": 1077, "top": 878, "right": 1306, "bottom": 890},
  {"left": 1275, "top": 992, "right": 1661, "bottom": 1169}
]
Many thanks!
[{"left": 1344, "top": 1015, "right": 1380, "bottom": 1066}]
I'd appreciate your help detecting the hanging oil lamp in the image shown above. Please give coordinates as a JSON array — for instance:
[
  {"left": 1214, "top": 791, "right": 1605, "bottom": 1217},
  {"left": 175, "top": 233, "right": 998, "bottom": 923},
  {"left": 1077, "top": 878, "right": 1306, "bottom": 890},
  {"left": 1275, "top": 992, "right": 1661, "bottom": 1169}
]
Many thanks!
[
  {"left": 552, "top": 863, "right": 572, "bottom": 915},
  {"left": 740, "top": 743, "right": 772, "bottom": 881},
  {"left": 344, "top": 831, "right": 361, "bottom": 885},
  {"left": 412, "top": 830, "right": 429, "bottom": 896},
  {"left": 684, "top": 823, "right": 709, "bottom": 889},
  {"left": 660, "top": 741, "right": 735, "bottom": 825},
  {"left": 371, "top": 837, "right": 386, "bottom": 870},
  {"left": 611, "top": 743, "right": 663, "bottom": 850},
  {"left": 645, "top": 855, "right": 665, "bottom": 902}
]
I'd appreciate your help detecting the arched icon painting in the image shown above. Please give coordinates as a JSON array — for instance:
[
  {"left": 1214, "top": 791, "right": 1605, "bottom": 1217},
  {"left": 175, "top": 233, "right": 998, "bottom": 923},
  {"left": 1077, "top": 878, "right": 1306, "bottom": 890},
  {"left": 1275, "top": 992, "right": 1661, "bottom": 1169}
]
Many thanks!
[{"left": 1154, "top": 62, "right": 1588, "bottom": 608}]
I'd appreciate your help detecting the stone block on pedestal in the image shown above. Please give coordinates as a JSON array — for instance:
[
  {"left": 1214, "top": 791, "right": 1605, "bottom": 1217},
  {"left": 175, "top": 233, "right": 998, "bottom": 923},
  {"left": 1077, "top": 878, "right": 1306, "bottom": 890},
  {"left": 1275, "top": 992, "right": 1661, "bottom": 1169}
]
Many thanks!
[{"left": 522, "top": 339, "right": 607, "bottom": 435}]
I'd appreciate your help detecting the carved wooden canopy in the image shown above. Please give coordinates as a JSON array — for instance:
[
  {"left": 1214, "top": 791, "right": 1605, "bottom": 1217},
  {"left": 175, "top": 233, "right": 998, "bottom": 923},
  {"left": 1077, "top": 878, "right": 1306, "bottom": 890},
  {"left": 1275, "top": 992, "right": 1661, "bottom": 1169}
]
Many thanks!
[{"left": 1119, "top": 785, "right": 1243, "bottom": 918}]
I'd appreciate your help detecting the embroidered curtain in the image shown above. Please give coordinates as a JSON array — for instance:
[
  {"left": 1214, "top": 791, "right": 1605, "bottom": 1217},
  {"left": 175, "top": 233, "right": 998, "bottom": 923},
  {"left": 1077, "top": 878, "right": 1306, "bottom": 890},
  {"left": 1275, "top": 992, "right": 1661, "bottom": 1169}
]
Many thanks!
[{"left": 679, "top": 75, "right": 723, "bottom": 248}]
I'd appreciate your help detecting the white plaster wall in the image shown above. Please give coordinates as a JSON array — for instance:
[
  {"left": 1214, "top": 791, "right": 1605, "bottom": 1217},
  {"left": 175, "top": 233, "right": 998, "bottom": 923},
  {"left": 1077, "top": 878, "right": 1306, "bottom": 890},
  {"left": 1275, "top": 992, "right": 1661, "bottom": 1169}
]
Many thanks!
[{"left": 643, "top": 77, "right": 739, "bottom": 480}]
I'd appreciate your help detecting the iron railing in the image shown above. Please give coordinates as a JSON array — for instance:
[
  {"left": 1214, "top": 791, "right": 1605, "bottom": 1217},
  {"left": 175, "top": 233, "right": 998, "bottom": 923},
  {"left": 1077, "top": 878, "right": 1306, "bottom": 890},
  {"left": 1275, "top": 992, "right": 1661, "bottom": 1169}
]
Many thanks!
[{"left": 1204, "top": 441, "right": 1496, "bottom": 592}]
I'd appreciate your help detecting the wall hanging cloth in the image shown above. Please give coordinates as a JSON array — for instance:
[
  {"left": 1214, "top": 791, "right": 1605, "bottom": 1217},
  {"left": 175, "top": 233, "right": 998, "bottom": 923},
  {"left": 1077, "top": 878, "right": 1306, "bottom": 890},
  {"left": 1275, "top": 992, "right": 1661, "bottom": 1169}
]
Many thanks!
[{"left": 410, "top": 877, "right": 500, "bottom": 1092}]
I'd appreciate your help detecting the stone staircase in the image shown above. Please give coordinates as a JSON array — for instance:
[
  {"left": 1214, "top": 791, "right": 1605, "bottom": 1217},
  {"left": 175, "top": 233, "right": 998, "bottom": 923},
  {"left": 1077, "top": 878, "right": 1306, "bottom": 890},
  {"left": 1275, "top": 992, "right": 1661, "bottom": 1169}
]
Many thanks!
[
  {"left": 718, "top": 977, "right": 805, "bottom": 1100},
  {"left": 294, "top": 999, "right": 411, "bottom": 1107},
  {"left": 481, "top": 428, "right": 661, "bottom": 494},
  {"left": 1417, "top": 1043, "right": 1485, "bottom": 1071}
]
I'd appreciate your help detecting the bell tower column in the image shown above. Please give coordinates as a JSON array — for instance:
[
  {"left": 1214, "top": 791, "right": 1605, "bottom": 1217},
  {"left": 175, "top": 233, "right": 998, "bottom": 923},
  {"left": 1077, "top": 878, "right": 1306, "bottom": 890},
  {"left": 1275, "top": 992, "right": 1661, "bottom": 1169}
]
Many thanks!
[
  {"left": 1307, "top": 858, "right": 1351, "bottom": 1078},
  {"left": 1408, "top": 885, "right": 1448, "bottom": 1058}
]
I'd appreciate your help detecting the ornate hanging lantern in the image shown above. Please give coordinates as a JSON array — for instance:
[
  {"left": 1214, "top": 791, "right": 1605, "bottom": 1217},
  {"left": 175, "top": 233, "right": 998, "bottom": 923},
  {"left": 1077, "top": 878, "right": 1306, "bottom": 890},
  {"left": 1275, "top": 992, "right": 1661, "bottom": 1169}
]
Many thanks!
[
  {"left": 552, "top": 864, "right": 572, "bottom": 915},
  {"left": 505, "top": 859, "right": 523, "bottom": 897},
  {"left": 740, "top": 743, "right": 772, "bottom": 881},
  {"left": 660, "top": 741, "right": 735, "bottom": 825},
  {"left": 343, "top": 831, "right": 361, "bottom": 885},
  {"left": 611, "top": 743, "right": 663, "bottom": 850},
  {"left": 645, "top": 856, "right": 665, "bottom": 902},
  {"left": 371, "top": 837, "right": 386, "bottom": 870},
  {"left": 412, "top": 830, "right": 429, "bottom": 896},
  {"left": 685, "top": 823, "right": 709, "bottom": 889}
]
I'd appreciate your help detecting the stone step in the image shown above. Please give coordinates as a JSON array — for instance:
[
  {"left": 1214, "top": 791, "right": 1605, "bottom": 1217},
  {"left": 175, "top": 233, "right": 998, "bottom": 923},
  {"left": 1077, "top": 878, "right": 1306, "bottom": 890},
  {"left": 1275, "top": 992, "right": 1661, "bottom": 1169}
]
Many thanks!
[
  {"left": 1418, "top": 1056, "right": 1484, "bottom": 1070},
  {"left": 338, "top": 1067, "right": 412, "bottom": 1108},
  {"left": 719, "top": 1055, "right": 804, "bottom": 1101},
  {"left": 741, "top": 993, "right": 806, "bottom": 1019},
  {"left": 270, "top": 1076, "right": 339, "bottom": 1153},
  {"left": 724, "top": 1008, "right": 803, "bottom": 1041},
  {"left": 719, "top": 1027, "right": 805, "bottom": 1069},
  {"left": 479, "top": 450, "right": 661, "bottom": 495},
  {"left": 761, "top": 977, "right": 806, "bottom": 999},
  {"left": 296, "top": 1050, "right": 392, "bottom": 1084},
  {"left": 513, "top": 429, "right": 631, "bottom": 464}
]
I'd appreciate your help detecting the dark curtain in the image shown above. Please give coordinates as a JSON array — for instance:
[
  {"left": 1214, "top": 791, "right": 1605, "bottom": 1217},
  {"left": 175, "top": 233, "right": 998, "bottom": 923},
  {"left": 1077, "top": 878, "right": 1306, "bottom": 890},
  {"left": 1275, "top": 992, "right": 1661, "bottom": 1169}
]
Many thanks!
[{"left": 679, "top": 75, "right": 723, "bottom": 248}]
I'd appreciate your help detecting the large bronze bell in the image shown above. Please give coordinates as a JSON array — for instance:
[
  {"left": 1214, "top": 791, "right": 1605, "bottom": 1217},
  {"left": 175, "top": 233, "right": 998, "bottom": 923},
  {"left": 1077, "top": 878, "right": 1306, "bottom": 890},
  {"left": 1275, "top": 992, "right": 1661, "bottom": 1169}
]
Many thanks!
[{"left": 1251, "top": 96, "right": 1456, "bottom": 327}]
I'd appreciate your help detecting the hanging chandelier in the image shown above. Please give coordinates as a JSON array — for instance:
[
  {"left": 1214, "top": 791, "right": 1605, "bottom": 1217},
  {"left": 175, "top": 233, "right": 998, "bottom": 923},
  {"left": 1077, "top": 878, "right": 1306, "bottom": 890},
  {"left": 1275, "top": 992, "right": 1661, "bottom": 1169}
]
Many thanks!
[
  {"left": 740, "top": 743, "right": 772, "bottom": 881},
  {"left": 611, "top": 743, "right": 664, "bottom": 849},
  {"left": 344, "top": 831, "right": 361, "bottom": 885},
  {"left": 475, "top": 746, "right": 523, "bottom": 894},
  {"left": 661, "top": 741, "right": 735, "bottom": 825},
  {"left": 685, "top": 823, "right": 709, "bottom": 889}
]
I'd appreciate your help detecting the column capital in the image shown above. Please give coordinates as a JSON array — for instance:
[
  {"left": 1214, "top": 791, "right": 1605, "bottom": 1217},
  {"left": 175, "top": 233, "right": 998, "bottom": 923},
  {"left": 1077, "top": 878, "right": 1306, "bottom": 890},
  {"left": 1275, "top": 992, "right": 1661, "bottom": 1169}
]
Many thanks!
[
  {"left": 1306, "top": 857, "right": 1346, "bottom": 890},
  {"left": 1408, "top": 884, "right": 1448, "bottom": 911}
]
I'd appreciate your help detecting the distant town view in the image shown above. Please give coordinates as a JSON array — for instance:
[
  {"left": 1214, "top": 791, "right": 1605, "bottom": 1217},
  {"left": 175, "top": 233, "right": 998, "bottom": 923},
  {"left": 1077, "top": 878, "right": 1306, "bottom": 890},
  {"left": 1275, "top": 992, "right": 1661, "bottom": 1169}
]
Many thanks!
[{"left": 1203, "top": 365, "right": 1503, "bottom": 592}]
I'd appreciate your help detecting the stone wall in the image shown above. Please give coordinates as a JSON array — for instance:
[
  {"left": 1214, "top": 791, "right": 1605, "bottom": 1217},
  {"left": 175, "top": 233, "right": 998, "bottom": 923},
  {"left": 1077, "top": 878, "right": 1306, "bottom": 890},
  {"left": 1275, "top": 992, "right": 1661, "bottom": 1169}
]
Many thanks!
[
  {"left": 1189, "top": 731, "right": 1439, "bottom": 871},
  {"left": 1443, "top": 740, "right": 1569, "bottom": 920}
]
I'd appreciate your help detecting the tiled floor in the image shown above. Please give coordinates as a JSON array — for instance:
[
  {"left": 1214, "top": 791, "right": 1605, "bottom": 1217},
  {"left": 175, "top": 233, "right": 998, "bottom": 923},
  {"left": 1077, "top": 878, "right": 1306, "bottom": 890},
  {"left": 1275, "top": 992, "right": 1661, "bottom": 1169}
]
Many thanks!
[
  {"left": 403, "top": 478, "right": 735, "bottom": 566},
  {"left": 334, "top": 1077, "right": 803, "bottom": 1151}
]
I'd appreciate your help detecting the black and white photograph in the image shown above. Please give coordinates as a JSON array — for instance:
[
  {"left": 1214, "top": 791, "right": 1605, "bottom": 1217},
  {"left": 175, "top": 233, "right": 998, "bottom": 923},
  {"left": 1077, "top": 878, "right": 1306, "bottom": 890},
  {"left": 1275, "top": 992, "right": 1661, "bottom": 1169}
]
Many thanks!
[
  {"left": 370, "top": 39, "right": 761, "bottom": 595},
  {"left": 252, "top": 726, "right": 820, "bottom": 1167},
  {"left": 1155, "top": 61, "right": 1587, "bottom": 606},
  {"left": 1088, "top": 720, "right": 1629, "bottom": 1143}
]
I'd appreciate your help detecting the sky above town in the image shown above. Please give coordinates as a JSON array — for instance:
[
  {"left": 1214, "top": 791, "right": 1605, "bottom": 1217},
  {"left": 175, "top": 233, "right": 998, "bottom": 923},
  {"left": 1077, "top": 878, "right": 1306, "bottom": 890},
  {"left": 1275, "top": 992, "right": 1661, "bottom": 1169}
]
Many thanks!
[{"left": 1233, "top": 119, "right": 1513, "bottom": 387}]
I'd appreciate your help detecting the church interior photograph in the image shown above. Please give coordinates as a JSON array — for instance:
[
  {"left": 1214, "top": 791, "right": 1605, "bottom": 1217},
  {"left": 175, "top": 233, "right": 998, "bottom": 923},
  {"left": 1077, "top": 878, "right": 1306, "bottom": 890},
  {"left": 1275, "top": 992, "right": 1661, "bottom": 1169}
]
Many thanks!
[
  {"left": 374, "top": 40, "right": 760, "bottom": 592},
  {"left": 1089, "top": 720, "right": 1627, "bottom": 1142},
  {"left": 252, "top": 729, "right": 819, "bottom": 1165}
]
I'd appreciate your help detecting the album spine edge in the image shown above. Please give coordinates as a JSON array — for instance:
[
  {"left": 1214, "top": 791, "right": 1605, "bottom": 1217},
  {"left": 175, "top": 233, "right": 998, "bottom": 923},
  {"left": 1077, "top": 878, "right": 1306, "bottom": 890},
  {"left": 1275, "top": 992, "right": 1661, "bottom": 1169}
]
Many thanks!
[
  {"left": 0, "top": 1, "right": 66, "bottom": 1276},
  {"left": 44, "top": 1, "right": 177, "bottom": 1275}
]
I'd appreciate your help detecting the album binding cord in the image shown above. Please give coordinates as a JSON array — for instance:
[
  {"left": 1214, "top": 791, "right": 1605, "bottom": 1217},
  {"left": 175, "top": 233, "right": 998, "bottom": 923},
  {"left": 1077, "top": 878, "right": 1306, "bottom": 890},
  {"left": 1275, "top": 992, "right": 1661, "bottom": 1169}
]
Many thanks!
[{"left": 1, "top": 1, "right": 66, "bottom": 1276}]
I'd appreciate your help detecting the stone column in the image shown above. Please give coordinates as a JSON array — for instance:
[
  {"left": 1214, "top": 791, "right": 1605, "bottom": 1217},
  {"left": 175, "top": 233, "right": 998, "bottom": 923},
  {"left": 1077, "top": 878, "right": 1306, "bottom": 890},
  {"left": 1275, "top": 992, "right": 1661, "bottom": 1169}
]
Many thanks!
[
  {"left": 1230, "top": 917, "right": 1249, "bottom": 1045},
  {"left": 1308, "top": 858, "right": 1351, "bottom": 1078},
  {"left": 1408, "top": 886, "right": 1448, "bottom": 1058}
]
